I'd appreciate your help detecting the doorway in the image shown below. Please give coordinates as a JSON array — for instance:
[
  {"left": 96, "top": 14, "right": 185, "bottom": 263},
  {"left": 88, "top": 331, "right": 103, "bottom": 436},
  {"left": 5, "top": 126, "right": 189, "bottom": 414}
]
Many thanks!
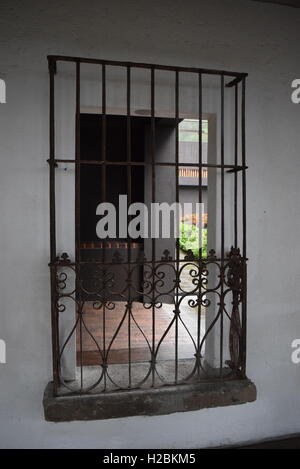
[{"left": 77, "top": 115, "right": 208, "bottom": 366}]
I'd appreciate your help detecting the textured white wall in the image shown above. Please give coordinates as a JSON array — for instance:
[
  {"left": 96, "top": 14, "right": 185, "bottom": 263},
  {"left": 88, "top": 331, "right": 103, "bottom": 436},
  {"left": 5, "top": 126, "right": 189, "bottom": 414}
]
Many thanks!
[{"left": 0, "top": 0, "right": 300, "bottom": 449}]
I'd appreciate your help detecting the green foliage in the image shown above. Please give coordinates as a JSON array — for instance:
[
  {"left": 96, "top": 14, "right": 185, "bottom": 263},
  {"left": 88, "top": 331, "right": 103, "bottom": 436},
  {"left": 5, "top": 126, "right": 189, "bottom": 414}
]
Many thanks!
[{"left": 179, "top": 222, "right": 207, "bottom": 257}]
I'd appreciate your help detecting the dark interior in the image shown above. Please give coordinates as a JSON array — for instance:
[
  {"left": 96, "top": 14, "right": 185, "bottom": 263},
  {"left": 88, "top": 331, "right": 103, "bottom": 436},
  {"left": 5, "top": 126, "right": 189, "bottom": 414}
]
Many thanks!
[{"left": 80, "top": 114, "right": 146, "bottom": 244}]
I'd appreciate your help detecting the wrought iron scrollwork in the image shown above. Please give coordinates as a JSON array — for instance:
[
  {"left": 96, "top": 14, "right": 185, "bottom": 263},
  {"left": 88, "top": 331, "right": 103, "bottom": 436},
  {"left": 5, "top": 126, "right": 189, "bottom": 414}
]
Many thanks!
[
  {"left": 51, "top": 245, "right": 246, "bottom": 394},
  {"left": 225, "top": 246, "right": 244, "bottom": 375}
]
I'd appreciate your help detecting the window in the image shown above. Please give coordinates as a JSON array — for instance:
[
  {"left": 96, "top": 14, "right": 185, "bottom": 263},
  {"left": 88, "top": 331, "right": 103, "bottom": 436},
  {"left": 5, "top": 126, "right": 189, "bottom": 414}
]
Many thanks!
[{"left": 44, "top": 56, "right": 256, "bottom": 422}]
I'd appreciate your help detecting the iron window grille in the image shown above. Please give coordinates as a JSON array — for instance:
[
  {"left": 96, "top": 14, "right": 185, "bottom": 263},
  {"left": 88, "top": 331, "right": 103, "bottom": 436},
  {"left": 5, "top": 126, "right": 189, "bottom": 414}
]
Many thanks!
[{"left": 48, "top": 55, "right": 248, "bottom": 396}]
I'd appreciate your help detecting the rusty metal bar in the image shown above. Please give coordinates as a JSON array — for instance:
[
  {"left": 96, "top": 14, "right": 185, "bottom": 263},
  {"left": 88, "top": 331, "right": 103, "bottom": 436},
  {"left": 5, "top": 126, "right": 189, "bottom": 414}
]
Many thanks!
[
  {"left": 101, "top": 63, "right": 107, "bottom": 389},
  {"left": 150, "top": 67, "right": 156, "bottom": 387},
  {"left": 241, "top": 77, "right": 247, "bottom": 376},
  {"left": 127, "top": 65, "right": 132, "bottom": 387},
  {"left": 220, "top": 74, "right": 225, "bottom": 377},
  {"left": 226, "top": 75, "right": 244, "bottom": 88},
  {"left": 51, "top": 158, "right": 246, "bottom": 171},
  {"left": 74, "top": 61, "right": 84, "bottom": 390},
  {"left": 48, "top": 54, "right": 248, "bottom": 79},
  {"left": 174, "top": 70, "right": 179, "bottom": 383},
  {"left": 242, "top": 80, "right": 247, "bottom": 260},
  {"left": 226, "top": 166, "right": 247, "bottom": 173},
  {"left": 234, "top": 83, "right": 239, "bottom": 248},
  {"left": 75, "top": 63, "right": 81, "bottom": 268},
  {"left": 48, "top": 57, "right": 60, "bottom": 394},
  {"left": 197, "top": 73, "right": 203, "bottom": 373},
  {"left": 50, "top": 254, "right": 248, "bottom": 268}
]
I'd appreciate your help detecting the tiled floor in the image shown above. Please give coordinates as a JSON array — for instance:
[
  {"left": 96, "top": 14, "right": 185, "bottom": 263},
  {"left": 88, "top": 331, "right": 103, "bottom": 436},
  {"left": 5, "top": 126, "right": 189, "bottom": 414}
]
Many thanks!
[{"left": 76, "top": 299, "right": 205, "bottom": 365}]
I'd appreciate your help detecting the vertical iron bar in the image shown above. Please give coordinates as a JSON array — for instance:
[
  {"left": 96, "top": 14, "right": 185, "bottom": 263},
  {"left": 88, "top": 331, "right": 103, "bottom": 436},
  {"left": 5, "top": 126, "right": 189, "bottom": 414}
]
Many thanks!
[
  {"left": 242, "top": 81, "right": 246, "bottom": 260},
  {"left": 175, "top": 70, "right": 179, "bottom": 383},
  {"left": 101, "top": 64, "right": 107, "bottom": 389},
  {"left": 220, "top": 74, "right": 225, "bottom": 377},
  {"left": 197, "top": 73, "right": 203, "bottom": 375},
  {"left": 150, "top": 67, "right": 156, "bottom": 386},
  {"left": 75, "top": 61, "right": 83, "bottom": 390},
  {"left": 234, "top": 84, "right": 238, "bottom": 249},
  {"left": 127, "top": 66, "right": 132, "bottom": 387},
  {"left": 241, "top": 77, "right": 247, "bottom": 376},
  {"left": 48, "top": 58, "right": 59, "bottom": 394}
]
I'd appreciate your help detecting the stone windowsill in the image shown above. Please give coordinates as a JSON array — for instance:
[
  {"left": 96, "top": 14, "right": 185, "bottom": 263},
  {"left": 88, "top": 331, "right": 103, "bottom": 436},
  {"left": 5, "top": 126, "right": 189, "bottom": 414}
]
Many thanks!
[{"left": 43, "top": 378, "right": 257, "bottom": 422}]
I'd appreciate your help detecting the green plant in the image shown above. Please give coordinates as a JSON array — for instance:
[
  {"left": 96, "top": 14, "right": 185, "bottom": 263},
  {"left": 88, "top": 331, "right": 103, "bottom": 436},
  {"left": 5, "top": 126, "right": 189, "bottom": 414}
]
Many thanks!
[{"left": 179, "top": 222, "right": 207, "bottom": 257}]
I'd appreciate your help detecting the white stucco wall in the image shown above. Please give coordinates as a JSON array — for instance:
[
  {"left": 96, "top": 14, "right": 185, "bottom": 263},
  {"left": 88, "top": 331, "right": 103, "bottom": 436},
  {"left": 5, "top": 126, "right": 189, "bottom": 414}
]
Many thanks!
[{"left": 0, "top": 0, "right": 300, "bottom": 448}]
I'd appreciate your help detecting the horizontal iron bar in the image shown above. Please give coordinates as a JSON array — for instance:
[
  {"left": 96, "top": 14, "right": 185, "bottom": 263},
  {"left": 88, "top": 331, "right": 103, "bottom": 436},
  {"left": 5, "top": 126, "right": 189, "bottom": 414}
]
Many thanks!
[
  {"left": 48, "top": 159, "right": 247, "bottom": 171},
  {"left": 47, "top": 55, "right": 248, "bottom": 79},
  {"left": 226, "top": 76, "right": 245, "bottom": 88},
  {"left": 49, "top": 257, "right": 248, "bottom": 267},
  {"left": 226, "top": 166, "right": 248, "bottom": 173}
]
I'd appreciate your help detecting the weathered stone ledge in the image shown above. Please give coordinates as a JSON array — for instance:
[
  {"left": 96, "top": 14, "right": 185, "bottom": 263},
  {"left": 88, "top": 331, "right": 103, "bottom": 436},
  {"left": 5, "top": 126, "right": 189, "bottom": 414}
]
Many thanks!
[{"left": 43, "top": 379, "right": 257, "bottom": 422}]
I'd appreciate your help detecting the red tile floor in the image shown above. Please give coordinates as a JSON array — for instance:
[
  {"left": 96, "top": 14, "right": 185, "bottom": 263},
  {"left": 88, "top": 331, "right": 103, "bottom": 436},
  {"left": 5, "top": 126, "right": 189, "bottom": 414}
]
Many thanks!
[{"left": 76, "top": 300, "right": 202, "bottom": 365}]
